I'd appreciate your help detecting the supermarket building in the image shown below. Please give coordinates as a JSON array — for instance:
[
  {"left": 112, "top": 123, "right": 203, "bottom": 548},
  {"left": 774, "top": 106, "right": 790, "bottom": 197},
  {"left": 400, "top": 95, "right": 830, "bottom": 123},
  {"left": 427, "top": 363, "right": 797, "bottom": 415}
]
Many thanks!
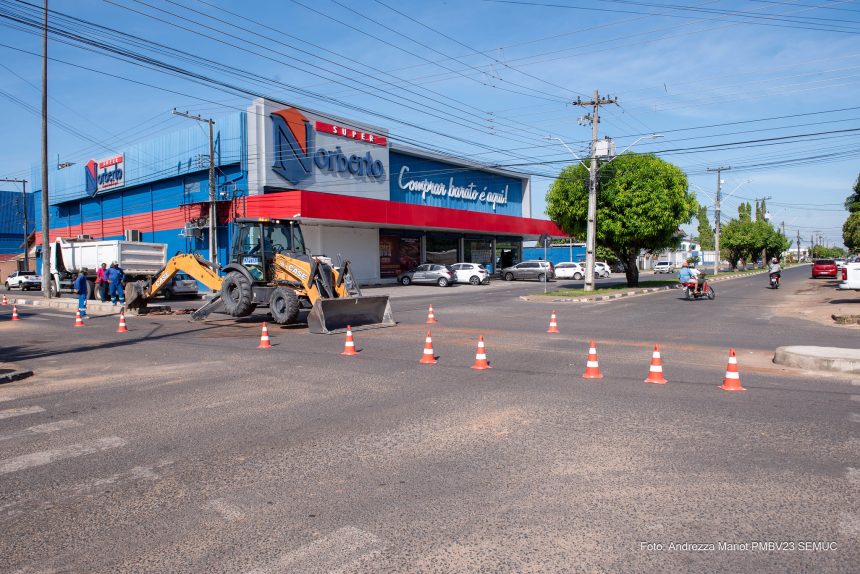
[{"left": 34, "top": 98, "right": 563, "bottom": 283}]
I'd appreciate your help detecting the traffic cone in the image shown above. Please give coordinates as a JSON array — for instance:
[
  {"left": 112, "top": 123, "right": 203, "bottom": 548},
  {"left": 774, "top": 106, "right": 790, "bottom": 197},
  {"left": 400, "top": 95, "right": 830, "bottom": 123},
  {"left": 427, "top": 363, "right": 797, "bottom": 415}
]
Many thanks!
[
  {"left": 74, "top": 310, "right": 85, "bottom": 327},
  {"left": 419, "top": 330, "right": 437, "bottom": 364},
  {"left": 582, "top": 340, "right": 603, "bottom": 379},
  {"left": 471, "top": 335, "right": 491, "bottom": 370},
  {"left": 341, "top": 325, "right": 358, "bottom": 356},
  {"left": 719, "top": 348, "right": 745, "bottom": 391},
  {"left": 257, "top": 322, "right": 271, "bottom": 349},
  {"left": 426, "top": 305, "right": 437, "bottom": 324},
  {"left": 547, "top": 310, "right": 560, "bottom": 333},
  {"left": 116, "top": 311, "right": 129, "bottom": 333},
  {"left": 1, "top": 294, "right": 7, "bottom": 305},
  {"left": 11, "top": 305, "right": 21, "bottom": 321},
  {"left": 644, "top": 344, "right": 667, "bottom": 384}
]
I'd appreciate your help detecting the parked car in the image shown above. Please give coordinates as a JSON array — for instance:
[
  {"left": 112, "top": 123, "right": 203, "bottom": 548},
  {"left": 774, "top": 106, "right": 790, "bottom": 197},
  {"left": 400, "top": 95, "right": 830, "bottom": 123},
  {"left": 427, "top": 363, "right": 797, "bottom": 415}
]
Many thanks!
[
  {"left": 500, "top": 260, "right": 554, "bottom": 281},
  {"left": 159, "top": 272, "right": 199, "bottom": 299},
  {"left": 594, "top": 262, "right": 611, "bottom": 278},
  {"left": 398, "top": 264, "right": 456, "bottom": 287},
  {"left": 450, "top": 263, "right": 490, "bottom": 285},
  {"left": 653, "top": 261, "right": 675, "bottom": 274},
  {"left": 835, "top": 258, "right": 846, "bottom": 269},
  {"left": 838, "top": 261, "right": 860, "bottom": 290},
  {"left": 811, "top": 259, "right": 837, "bottom": 278},
  {"left": 4, "top": 271, "right": 41, "bottom": 291},
  {"left": 554, "top": 262, "right": 584, "bottom": 280}
]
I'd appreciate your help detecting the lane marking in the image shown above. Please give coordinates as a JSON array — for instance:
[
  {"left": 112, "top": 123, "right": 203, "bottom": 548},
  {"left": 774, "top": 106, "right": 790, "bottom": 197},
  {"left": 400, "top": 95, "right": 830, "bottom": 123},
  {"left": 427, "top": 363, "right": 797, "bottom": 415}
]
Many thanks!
[
  {"left": 245, "top": 526, "right": 381, "bottom": 574},
  {"left": 203, "top": 498, "right": 246, "bottom": 522},
  {"left": 0, "top": 419, "right": 82, "bottom": 442},
  {"left": 0, "top": 406, "right": 45, "bottom": 420},
  {"left": 0, "top": 436, "right": 127, "bottom": 475}
]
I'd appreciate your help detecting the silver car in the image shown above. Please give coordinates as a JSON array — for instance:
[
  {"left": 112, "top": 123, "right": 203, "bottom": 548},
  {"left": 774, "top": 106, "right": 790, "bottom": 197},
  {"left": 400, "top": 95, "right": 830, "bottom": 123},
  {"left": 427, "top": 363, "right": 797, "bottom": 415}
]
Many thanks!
[
  {"left": 160, "top": 272, "right": 199, "bottom": 299},
  {"left": 398, "top": 264, "right": 456, "bottom": 287},
  {"left": 501, "top": 261, "right": 554, "bottom": 281}
]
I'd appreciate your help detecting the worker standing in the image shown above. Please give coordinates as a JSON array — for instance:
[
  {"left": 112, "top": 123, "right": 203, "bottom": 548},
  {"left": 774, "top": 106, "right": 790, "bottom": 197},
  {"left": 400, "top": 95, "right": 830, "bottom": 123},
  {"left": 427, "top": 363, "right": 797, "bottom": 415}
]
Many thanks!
[
  {"left": 106, "top": 261, "right": 126, "bottom": 306},
  {"left": 74, "top": 269, "right": 89, "bottom": 318}
]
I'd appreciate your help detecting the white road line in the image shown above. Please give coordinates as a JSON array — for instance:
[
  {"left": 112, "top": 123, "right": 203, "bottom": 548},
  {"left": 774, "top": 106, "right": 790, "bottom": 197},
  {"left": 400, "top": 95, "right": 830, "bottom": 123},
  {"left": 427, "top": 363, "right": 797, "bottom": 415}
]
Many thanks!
[
  {"left": 0, "top": 436, "right": 127, "bottom": 475},
  {"left": 0, "top": 406, "right": 45, "bottom": 420},
  {"left": 246, "top": 526, "right": 381, "bottom": 574},
  {"left": 0, "top": 419, "right": 82, "bottom": 442}
]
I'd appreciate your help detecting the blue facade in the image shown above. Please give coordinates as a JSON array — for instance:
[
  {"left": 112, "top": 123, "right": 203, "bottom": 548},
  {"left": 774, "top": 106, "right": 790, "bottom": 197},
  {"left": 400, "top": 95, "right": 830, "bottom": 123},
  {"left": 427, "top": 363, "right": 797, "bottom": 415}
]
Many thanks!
[
  {"left": 0, "top": 189, "right": 34, "bottom": 255},
  {"left": 523, "top": 245, "right": 586, "bottom": 265},
  {"left": 389, "top": 151, "right": 523, "bottom": 216}
]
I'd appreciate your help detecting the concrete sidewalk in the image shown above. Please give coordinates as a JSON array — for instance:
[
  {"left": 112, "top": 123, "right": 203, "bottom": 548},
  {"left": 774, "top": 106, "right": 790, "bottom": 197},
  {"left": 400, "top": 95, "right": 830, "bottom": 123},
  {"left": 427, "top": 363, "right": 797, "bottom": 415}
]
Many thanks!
[
  {"left": 773, "top": 346, "right": 860, "bottom": 377},
  {"left": 5, "top": 296, "right": 123, "bottom": 316}
]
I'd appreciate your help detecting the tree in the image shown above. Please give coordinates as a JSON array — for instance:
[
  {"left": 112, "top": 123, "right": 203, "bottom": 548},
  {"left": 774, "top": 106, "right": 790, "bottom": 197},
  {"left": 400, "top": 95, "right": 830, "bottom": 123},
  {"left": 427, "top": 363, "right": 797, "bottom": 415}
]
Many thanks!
[
  {"left": 844, "top": 212, "right": 860, "bottom": 252},
  {"left": 696, "top": 206, "right": 714, "bottom": 250},
  {"left": 546, "top": 153, "right": 696, "bottom": 286}
]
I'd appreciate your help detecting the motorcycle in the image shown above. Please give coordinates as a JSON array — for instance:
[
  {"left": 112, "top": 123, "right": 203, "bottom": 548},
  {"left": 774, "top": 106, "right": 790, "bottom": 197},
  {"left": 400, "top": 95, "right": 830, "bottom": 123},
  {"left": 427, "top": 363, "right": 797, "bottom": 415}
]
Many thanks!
[
  {"left": 769, "top": 272, "right": 780, "bottom": 289},
  {"left": 682, "top": 274, "right": 715, "bottom": 301}
]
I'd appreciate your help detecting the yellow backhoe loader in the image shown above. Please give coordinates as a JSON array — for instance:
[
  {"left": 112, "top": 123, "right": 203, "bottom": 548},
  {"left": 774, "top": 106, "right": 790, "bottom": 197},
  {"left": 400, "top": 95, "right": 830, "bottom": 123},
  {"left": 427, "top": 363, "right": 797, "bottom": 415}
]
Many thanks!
[{"left": 125, "top": 218, "right": 394, "bottom": 334}]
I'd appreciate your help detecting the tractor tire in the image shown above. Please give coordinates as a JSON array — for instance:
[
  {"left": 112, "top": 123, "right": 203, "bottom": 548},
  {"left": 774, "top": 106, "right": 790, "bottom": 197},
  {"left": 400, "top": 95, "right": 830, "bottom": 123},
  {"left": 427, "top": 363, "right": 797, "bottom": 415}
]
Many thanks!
[
  {"left": 220, "top": 271, "right": 256, "bottom": 317},
  {"left": 269, "top": 287, "right": 300, "bottom": 325}
]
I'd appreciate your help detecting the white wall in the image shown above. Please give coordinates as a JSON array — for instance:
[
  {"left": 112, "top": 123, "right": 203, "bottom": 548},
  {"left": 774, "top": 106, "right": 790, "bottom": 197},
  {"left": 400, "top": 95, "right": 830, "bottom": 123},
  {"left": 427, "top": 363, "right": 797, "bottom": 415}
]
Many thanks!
[{"left": 303, "top": 225, "right": 380, "bottom": 283}]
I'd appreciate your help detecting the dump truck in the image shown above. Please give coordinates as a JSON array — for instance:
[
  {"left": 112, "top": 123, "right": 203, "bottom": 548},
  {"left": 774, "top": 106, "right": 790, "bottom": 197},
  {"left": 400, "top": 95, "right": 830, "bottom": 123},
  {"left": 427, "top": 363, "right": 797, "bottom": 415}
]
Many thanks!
[
  {"left": 47, "top": 237, "right": 167, "bottom": 297},
  {"left": 125, "top": 217, "right": 394, "bottom": 334}
]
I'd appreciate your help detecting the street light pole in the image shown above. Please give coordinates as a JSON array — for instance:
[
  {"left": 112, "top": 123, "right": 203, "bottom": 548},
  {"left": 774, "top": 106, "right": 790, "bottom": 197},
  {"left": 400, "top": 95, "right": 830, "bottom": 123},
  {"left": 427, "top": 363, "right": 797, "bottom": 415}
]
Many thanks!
[
  {"left": 41, "top": 0, "right": 51, "bottom": 297},
  {"left": 707, "top": 166, "right": 730, "bottom": 275}
]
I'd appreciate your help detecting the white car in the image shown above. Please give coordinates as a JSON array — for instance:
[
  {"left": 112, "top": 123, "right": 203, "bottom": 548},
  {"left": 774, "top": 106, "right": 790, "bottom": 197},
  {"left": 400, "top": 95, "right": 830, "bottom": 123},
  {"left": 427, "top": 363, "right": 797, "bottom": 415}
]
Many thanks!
[
  {"left": 5, "top": 271, "right": 41, "bottom": 291},
  {"left": 554, "top": 262, "right": 585, "bottom": 280},
  {"left": 450, "top": 262, "right": 490, "bottom": 285},
  {"left": 653, "top": 261, "right": 674, "bottom": 274},
  {"left": 594, "top": 262, "right": 611, "bottom": 278}
]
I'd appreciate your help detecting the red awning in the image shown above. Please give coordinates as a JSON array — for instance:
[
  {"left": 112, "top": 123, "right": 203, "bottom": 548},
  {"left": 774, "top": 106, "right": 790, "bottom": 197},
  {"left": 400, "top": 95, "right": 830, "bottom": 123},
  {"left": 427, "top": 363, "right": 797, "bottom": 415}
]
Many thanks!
[{"left": 242, "top": 190, "right": 565, "bottom": 237}]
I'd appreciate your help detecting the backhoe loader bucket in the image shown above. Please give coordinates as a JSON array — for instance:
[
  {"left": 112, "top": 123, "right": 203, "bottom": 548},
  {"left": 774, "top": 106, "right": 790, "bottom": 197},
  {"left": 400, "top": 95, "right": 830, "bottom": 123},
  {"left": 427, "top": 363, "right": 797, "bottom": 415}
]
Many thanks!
[
  {"left": 307, "top": 296, "right": 395, "bottom": 334},
  {"left": 124, "top": 281, "right": 149, "bottom": 310}
]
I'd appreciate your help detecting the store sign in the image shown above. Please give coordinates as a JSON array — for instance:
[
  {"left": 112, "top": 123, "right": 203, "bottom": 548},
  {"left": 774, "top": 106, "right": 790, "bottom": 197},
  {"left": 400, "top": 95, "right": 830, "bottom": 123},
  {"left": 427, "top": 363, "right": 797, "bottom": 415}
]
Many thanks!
[
  {"left": 315, "top": 121, "right": 387, "bottom": 147},
  {"left": 271, "top": 108, "right": 385, "bottom": 185},
  {"left": 389, "top": 152, "right": 523, "bottom": 216},
  {"left": 84, "top": 154, "right": 125, "bottom": 197}
]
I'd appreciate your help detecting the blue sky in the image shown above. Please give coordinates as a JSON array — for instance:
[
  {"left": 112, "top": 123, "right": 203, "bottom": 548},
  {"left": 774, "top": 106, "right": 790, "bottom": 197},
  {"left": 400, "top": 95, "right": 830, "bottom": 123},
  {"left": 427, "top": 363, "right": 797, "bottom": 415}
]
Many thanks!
[{"left": 0, "top": 0, "right": 857, "bottom": 248}]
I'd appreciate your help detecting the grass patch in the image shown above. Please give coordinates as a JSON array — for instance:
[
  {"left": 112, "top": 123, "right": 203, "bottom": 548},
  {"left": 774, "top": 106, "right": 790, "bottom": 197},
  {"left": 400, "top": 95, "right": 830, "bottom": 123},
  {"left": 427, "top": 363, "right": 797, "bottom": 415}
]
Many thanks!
[{"left": 536, "top": 280, "right": 679, "bottom": 298}]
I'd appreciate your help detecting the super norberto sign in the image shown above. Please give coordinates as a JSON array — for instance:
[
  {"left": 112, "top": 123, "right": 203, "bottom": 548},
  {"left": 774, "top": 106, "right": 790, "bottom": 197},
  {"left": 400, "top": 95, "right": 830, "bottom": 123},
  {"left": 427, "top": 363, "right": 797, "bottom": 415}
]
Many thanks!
[{"left": 389, "top": 152, "right": 522, "bottom": 216}]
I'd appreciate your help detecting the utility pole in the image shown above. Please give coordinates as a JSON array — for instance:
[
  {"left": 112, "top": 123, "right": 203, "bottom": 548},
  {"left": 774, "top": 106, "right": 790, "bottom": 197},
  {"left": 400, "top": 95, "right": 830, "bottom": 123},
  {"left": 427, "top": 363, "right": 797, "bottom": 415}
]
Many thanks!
[
  {"left": 173, "top": 109, "right": 218, "bottom": 266},
  {"left": 796, "top": 229, "right": 800, "bottom": 262},
  {"left": 707, "top": 166, "right": 730, "bottom": 275},
  {"left": 40, "top": 0, "right": 51, "bottom": 297},
  {"left": 0, "top": 178, "right": 28, "bottom": 271},
  {"left": 755, "top": 195, "right": 772, "bottom": 265},
  {"left": 574, "top": 90, "right": 617, "bottom": 291}
]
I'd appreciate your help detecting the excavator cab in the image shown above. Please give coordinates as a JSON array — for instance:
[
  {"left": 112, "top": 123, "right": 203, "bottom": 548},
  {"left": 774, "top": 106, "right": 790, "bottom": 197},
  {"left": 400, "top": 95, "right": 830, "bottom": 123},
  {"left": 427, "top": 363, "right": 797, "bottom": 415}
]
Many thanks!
[{"left": 230, "top": 219, "right": 307, "bottom": 281}]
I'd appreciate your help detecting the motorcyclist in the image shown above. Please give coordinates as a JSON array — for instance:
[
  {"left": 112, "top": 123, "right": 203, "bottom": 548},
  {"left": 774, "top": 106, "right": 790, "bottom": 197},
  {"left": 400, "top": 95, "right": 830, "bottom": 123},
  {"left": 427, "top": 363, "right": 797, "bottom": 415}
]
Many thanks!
[
  {"left": 768, "top": 257, "right": 781, "bottom": 284},
  {"left": 678, "top": 261, "right": 698, "bottom": 292}
]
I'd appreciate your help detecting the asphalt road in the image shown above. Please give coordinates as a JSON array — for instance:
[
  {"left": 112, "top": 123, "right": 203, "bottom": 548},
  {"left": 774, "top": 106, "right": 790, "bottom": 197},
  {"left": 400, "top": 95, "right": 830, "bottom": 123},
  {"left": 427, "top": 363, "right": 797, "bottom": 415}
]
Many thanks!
[{"left": 0, "top": 265, "right": 857, "bottom": 573}]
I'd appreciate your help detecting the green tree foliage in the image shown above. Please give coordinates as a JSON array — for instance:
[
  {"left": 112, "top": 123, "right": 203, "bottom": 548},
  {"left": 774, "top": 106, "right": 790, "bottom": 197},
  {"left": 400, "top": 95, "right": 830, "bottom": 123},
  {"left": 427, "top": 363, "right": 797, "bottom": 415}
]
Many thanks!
[
  {"left": 844, "top": 212, "right": 860, "bottom": 252},
  {"left": 845, "top": 173, "right": 860, "bottom": 213},
  {"left": 721, "top": 217, "right": 790, "bottom": 268},
  {"left": 546, "top": 153, "right": 696, "bottom": 286},
  {"left": 811, "top": 244, "right": 846, "bottom": 259},
  {"left": 696, "top": 206, "right": 714, "bottom": 250}
]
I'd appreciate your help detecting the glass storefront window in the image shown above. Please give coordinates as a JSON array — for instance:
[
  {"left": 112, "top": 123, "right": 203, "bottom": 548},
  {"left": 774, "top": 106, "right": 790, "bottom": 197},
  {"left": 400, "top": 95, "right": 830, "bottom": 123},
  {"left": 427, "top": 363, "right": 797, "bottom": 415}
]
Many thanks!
[
  {"left": 465, "top": 239, "right": 493, "bottom": 267},
  {"left": 426, "top": 236, "right": 459, "bottom": 265},
  {"left": 379, "top": 234, "right": 420, "bottom": 278}
]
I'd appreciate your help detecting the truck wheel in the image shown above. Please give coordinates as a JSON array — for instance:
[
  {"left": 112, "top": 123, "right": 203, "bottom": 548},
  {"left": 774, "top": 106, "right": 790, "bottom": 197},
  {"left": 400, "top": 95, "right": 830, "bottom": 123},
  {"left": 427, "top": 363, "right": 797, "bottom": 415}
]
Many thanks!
[
  {"left": 220, "top": 271, "right": 255, "bottom": 317},
  {"left": 269, "top": 287, "right": 300, "bottom": 325},
  {"left": 86, "top": 280, "right": 96, "bottom": 300}
]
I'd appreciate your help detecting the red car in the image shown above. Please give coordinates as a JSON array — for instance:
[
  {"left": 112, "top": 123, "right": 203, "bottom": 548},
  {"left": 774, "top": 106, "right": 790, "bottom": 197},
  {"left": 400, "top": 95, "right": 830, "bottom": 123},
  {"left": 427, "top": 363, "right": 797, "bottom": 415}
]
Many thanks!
[{"left": 811, "top": 259, "right": 837, "bottom": 278}]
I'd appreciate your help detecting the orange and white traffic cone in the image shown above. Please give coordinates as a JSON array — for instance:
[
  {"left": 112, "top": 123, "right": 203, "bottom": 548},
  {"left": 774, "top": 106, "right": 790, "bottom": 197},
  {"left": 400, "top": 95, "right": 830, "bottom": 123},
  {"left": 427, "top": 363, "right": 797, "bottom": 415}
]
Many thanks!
[
  {"left": 426, "top": 305, "right": 437, "bottom": 324},
  {"left": 257, "top": 322, "right": 271, "bottom": 349},
  {"left": 582, "top": 340, "right": 603, "bottom": 379},
  {"left": 341, "top": 325, "right": 358, "bottom": 356},
  {"left": 11, "top": 305, "right": 21, "bottom": 321},
  {"left": 74, "top": 310, "right": 85, "bottom": 328},
  {"left": 1, "top": 294, "right": 7, "bottom": 305},
  {"left": 116, "top": 311, "right": 129, "bottom": 333},
  {"left": 547, "top": 310, "right": 560, "bottom": 333},
  {"left": 644, "top": 344, "right": 667, "bottom": 384},
  {"left": 419, "top": 330, "right": 437, "bottom": 364},
  {"left": 719, "top": 348, "right": 745, "bottom": 391},
  {"left": 471, "top": 335, "right": 491, "bottom": 370}
]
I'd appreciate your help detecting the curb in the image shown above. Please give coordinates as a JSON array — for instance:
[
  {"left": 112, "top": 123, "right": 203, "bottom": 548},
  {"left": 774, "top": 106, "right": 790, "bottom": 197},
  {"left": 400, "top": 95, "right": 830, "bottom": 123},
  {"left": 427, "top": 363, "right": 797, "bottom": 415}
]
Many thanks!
[
  {"left": 773, "top": 346, "right": 860, "bottom": 376},
  {"left": 6, "top": 297, "right": 122, "bottom": 316},
  {"left": 0, "top": 369, "right": 34, "bottom": 385},
  {"left": 524, "top": 269, "right": 772, "bottom": 303}
]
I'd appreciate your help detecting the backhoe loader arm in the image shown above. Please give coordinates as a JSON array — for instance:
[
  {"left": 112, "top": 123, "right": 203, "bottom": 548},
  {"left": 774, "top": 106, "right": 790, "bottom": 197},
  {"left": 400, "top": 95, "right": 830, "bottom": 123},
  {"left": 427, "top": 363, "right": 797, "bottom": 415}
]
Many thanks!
[{"left": 126, "top": 254, "right": 223, "bottom": 309}]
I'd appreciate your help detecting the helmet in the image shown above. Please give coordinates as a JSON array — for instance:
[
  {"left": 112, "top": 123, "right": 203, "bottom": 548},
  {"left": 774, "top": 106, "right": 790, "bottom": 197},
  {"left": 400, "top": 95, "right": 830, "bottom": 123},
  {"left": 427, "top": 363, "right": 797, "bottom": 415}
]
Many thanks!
[{"left": 772, "top": 257, "right": 778, "bottom": 263}]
